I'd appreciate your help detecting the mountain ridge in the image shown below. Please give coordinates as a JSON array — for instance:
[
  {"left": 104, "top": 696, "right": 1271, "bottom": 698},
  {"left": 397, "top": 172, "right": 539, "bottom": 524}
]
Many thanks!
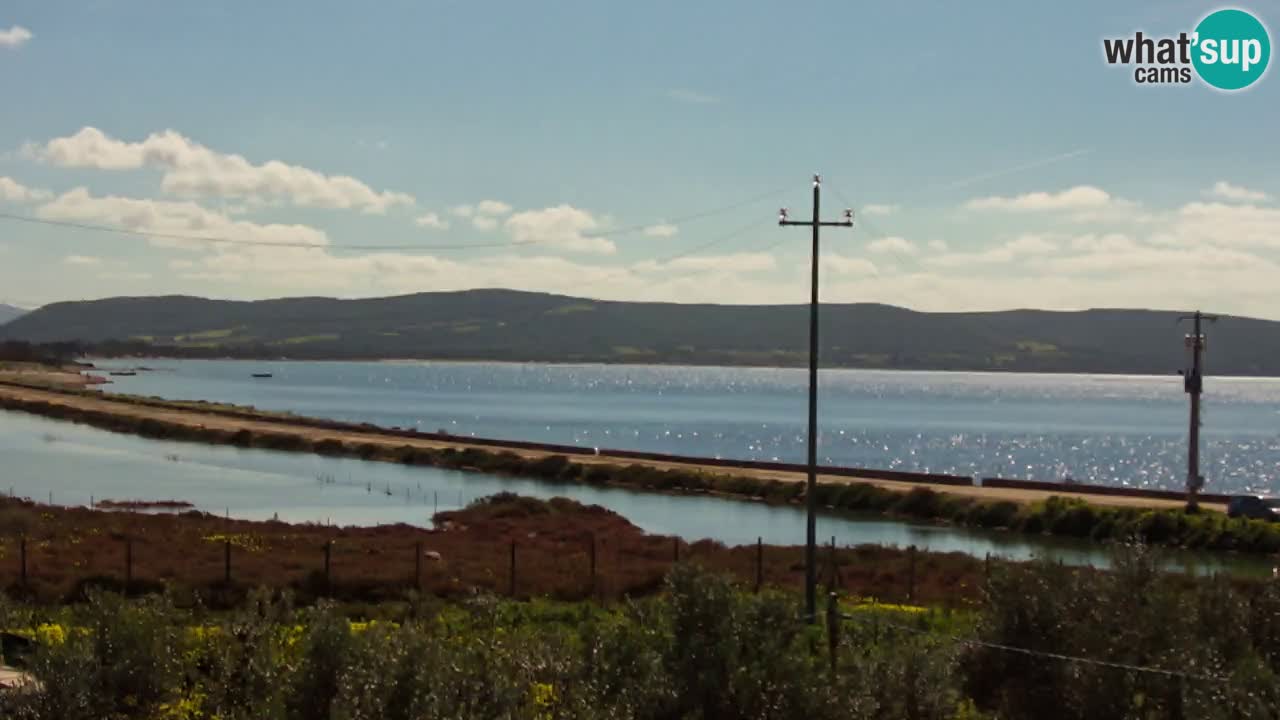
[
  {"left": 0, "top": 304, "right": 27, "bottom": 326},
  {"left": 3, "top": 289, "right": 1277, "bottom": 375}
]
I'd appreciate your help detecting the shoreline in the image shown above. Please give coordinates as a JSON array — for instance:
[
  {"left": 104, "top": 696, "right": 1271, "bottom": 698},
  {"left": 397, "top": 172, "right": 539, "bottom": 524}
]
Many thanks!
[
  {"left": 80, "top": 353, "right": 1280, "bottom": 378},
  {"left": 5, "top": 374, "right": 1280, "bottom": 556},
  {"left": 0, "top": 374, "right": 1225, "bottom": 512}
]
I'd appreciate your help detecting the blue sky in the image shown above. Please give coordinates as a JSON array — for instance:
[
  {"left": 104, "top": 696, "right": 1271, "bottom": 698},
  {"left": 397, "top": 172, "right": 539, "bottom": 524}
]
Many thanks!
[{"left": 1, "top": 1, "right": 1279, "bottom": 317}]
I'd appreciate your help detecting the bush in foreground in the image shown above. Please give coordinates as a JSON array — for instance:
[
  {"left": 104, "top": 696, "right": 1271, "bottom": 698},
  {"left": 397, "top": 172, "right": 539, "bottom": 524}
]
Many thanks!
[{"left": 3, "top": 545, "right": 1279, "bottom": 720}]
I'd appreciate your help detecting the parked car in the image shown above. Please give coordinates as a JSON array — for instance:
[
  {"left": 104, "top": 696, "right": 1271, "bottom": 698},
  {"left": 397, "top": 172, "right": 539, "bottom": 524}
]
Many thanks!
[{"left": 1226, "top": 495, "right": 1280, "bottom": 521}]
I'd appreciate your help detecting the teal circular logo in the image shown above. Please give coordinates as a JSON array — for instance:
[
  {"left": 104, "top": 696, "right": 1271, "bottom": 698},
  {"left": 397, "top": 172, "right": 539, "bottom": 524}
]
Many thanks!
[{"left": 1192, "top": 9, "right": 1271, "bottom": 90}]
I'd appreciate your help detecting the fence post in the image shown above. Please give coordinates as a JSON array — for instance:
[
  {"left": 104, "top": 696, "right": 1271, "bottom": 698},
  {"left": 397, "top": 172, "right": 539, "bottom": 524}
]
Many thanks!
[
  {"left": 826, "top": 591, "right": 839, "bottom": 677},
  {"left": 509, "top": 540, "right": 517, "bottom": 597},
  {"left": 755, "top": 537, "right": 763, "bottom": 593},
  {"left": 907, "top": 545, "right": 917, "bottom": 603},
  {"left": 588, "top": 533, "right": 597, "bottom": 600},
  {"left": 125, "top": 537, "right": 133, "bottom": 593},
  {"left": 673, "top": 537, "right": 680, "bottom": 564},
  {"left": 1169, "top": 674, "right": 1185, "bottom": 720},
  {"left": 224, "top": 539, "right": 232, "bottom": 584},
  {"left": 19, "top": 536, "right": 27, "bottom": 587},
  {"left": 984, "top": 552, "right": 991, "bottom": 581},
  {"left": 323, "top": 540, "right": 332, "bottom": 594},
  {"left": 829, "top": 536, "right": 837, "bottom": 589},
  {"left": 414, "top": 541, "right": 422, "bottom": 590}
]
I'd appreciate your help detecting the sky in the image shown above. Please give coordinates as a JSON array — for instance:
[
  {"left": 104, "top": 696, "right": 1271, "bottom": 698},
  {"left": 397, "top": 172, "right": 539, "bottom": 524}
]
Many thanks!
[{"left": 1, "top": 1, "right": 1279, "bottom": 318}]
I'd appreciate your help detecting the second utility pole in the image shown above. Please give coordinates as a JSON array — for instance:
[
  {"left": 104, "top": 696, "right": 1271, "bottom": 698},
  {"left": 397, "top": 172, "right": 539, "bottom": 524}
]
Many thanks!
[
  {"left": 1178, "top": 309, "right": 1217, "bottom": 512},
  {"left": 779, "top": 174, "right": 853, "bottom": 622}
]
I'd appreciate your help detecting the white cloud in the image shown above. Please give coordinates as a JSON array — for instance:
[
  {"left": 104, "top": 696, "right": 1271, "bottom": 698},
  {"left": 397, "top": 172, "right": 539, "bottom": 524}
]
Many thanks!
[
  {"left": 926, "top": 240, "right": 948, "bottom": 252},
  {"left": 1172, "top": 202, "right": 1280, "bottom": 249},
  {"left": 867, "top": 236, "right": 917, "bottom": 255},
  {"left": 0, "top": 176, "right": 51, "bottom": 203},
  {"left": 1004, "top": 234, "right": 1057, "bottom": 255},
  {"left": 1206, "top": 181, "right": 1270, "bottom": 203},
  {"left": 0, "top": 25, "right": 32, "bottom": 49},
  {"left": 503, "top": 204, "right": 616, "bottom": 254},
  {"left": 1069, "top": 233, "right": 1137, "bottom": 253},
  {"left": 472, "top": 216, "right": 499, "bottom": 231},
  {"left": 642, "top": 223, "right": 678, "bottom": 238},
  {"left": 1045, "top": 242, "right": 1268, "bottom": 276},
  {"left": 861, "top": 204, "right": 898, "bottom": 216},
  {"left": 966, "top": 185, "right": 1114, "bottom": 211},
  {"left": 32, "top": 127, "right": 415, "bottom": 213},
  {"left": 822, "top": 254, "right": 879, "bottom": 276},
  {"left": 926, "top": 235, "right": 1058, "bottom": 268},
  {"left": 98, "top": 271, "right": 153, "bottom": 282},
  {"left": 414, "top": 212, "right": 449, "bottom": 230},
  {"left": 476, "top": 200, "right": 512, "bottom": 217},
  {"left": 667, "top": 88, "right": 719, "bottom": 104},
  {"left": 635, "top": 253, "right": 775, "bottom": 274},
  {"left": 36, "top": 188, "right": 330, "bottom": 250},
  {"left": 63, "top": 255, "right": 102, "bottom": 266}
]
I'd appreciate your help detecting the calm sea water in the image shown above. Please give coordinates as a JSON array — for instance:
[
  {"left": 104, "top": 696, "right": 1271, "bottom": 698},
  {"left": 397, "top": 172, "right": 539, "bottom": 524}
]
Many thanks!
[
  {"left": 98, "top": 360, "right": 1280, "bottom": 495},
  {"left": 1, "top": 409, "right": 1269, "bottom": 575}
]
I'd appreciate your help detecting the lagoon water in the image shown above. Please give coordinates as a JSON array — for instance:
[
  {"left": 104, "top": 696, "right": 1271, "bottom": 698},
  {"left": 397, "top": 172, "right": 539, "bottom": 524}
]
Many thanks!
[
  {"left": 96, "top": 359, "right": 1280, "bottom": 495},
  {"left": 1, "top": 409, "right": 1270, "bottom": 576}
]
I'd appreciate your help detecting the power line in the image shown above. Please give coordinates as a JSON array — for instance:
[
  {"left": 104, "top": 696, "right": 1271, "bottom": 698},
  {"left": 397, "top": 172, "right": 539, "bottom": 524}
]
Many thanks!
[
  {"left": 838, "top": 611, "right": 1225, "bottom": 684},
  {"left": 578, "top": 184, "right": 796, "bottom": 240},
  {"left": 0, "top": 212, "right": 541, "bottom": 251},
  {"left": 0, "top": 184, "right": 797, "bottom": 254}
]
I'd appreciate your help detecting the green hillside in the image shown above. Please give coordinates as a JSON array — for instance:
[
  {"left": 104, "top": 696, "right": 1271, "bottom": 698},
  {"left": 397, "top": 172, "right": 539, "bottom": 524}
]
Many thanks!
[{"left": 3, "top": 289, "right": 1278, "bottom": 375}]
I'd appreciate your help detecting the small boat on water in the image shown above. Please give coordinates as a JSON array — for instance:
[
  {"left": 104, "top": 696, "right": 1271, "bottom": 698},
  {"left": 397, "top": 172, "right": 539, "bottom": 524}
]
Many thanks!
[
  {"left": 108, "top": 371, "right": 137, "bottom": 377},
  {"left": 251, "top": 373, "right": 273, "bottom": 378}
]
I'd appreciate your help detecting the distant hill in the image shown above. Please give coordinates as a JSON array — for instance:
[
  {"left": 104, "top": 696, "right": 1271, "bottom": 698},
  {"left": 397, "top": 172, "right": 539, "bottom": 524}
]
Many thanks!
[
  {"left": 0, "top": 304, "right": 27, "bottom": 326},
  {"left": 3, "top": 289, "right": 1278, "bottom": 375}
]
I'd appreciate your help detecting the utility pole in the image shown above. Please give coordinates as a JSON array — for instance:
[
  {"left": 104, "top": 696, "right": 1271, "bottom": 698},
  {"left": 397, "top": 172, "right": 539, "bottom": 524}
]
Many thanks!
[
  {"left": 1178, "top": 310, "right": 1217, "bottom": 512},
  {"left": 779, "top": 175, "right": 853, "bottom": 622}
]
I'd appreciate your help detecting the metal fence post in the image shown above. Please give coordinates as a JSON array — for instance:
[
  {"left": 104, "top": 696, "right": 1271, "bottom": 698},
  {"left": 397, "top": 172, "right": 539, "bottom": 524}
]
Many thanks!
[
  {"left": 509, "top": 540, "right": 517, "bottom": 597},
  {"left": 907, "top": 545, "right": 917, "bottom": 602},
  {"left": 826, "top": 591, "right": 839, "bottom": 676},
  {"left": 755, "top": 536, "right": 763, "bottom": 593},
  {"left": 224, "top": 539, "right": 232, "bottom": 584},
  {"left": 323, "top": 540, "right": 332, "bottom": 594},
  {"left": 125, "top": 537, "right": 133, "bottom": 592},
  {"left": 414, "top": 541, "right": 422, "bottom": 589},
  {"left": 588, "top": 533, "right": 597, "bottom": 600}
]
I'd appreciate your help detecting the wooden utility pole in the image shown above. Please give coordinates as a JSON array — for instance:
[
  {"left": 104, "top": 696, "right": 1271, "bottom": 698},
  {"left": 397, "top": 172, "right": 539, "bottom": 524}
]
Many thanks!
[
  {"left": 779, "top": 175, "right": 854, "bottom": 622},
  {"left": 1178, "top": 310, "right": 1217, "bottom": 511}
]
